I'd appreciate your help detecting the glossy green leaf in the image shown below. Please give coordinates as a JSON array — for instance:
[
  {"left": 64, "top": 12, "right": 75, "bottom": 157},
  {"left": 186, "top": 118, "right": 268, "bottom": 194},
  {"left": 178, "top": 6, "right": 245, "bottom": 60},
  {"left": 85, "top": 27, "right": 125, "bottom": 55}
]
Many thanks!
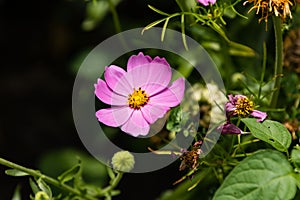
[
  {"left": 5, "top": 169, "right": 29, "bottom": 177},
  {"left": 213, "top": 149, "right": 297, "bottom": 200},
  {"left": 241, "top": 118, "right": 292, "bottom": 152},
  {"left": 57, "top": 164, "right": 81, "bottom": 184}
]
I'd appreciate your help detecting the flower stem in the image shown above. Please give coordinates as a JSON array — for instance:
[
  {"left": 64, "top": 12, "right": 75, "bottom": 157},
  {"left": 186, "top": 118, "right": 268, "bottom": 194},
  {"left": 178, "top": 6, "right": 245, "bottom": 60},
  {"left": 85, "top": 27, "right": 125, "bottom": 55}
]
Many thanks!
[
  {"left": 270, "top": 16, "right": 283, "bottom": 108},
  {"left": 108, "top": 0, "right": 121, "bottom": 33},
  {"left": 258, "top": 42, "right": 267, "bottom": 100},
  {"left": 100, "top": 172, "right": 123, "bottom": 195},
  {"left": 0, "top": 157, "right": 98, "bottom": 200}
]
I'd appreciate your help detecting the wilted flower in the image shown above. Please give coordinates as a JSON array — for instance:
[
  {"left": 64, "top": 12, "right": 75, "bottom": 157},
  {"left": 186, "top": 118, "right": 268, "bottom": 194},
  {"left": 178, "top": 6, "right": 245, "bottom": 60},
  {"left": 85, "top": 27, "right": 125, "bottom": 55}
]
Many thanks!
[
  {"left": 95, "top": 52, "right": 185, "bottom": 137},
  {"left": 217, "top": 122, "right": 243, "bottom": 134},
  {"left": 226, "top": 94, "right": 267, "bottom": 122},
  {"left": 244, "top": 0, "right": 293, "bottom": 23},
  {"left": 197, "top": 0, "right": 216, "bottom": 6},
  {"left": 179, "top": 141, "right": 202, "bottom": 171}
]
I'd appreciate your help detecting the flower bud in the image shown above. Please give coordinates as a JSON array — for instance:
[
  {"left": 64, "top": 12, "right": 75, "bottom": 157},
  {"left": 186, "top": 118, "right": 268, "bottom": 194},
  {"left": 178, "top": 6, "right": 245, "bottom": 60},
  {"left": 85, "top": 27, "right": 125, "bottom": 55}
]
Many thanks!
[
  {"left": 111, "top": 151, "right": 135, "bottom": 172},
  {"left": 35, "top": 191, "right": 49, "bottom": 200}
]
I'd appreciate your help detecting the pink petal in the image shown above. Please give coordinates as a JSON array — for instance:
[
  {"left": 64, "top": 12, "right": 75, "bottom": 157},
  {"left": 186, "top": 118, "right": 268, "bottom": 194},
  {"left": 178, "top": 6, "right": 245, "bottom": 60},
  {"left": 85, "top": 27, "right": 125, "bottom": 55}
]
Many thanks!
[
  {"left": 217, "top": 123, "right": 242, "bottom": 134},
  {"left": 121, "top": 110, "right": 150, "bottom": 137},
  {"left": 141, "top": 104, "right": 170, "bottom": 124},
  {"left": 197, "top": 0, "right": 216, "bottom": 6},
  {"left": 111, "top": 72, "right": 134, "bottom": 96},
  {"left": 96, "top": 106, "right": 133, "bottom": 127},
  {"left": 225, "top": 102, "right": 236, "bottom": 113},
  {"left": 104, "top": 65, "right": 126, "bottom": 91},
  {"left": 251, "top": 110, "right": 268, "bottom": 122},
  {"left": 149, "top": 78, "right": 185, "bottom": 107},
  {"left": 127, "top": 52, "right": 152, "bottom": 71},
  {"left": 124, "top": 63, "right": 171, "bottom": 93},
  {"left": 94, "top": 79, "right": 127, "bottom": 106}
]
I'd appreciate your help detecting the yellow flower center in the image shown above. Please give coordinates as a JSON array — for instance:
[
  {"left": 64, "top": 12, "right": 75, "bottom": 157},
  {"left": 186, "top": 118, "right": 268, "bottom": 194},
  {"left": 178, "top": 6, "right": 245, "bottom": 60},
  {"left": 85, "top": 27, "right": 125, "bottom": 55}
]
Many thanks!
[
  {"left": 234, "top": 97, "right": 254, "bottom": 117},
  {"left": 128, "top": 87, "right": 149, "bottom": 109}
]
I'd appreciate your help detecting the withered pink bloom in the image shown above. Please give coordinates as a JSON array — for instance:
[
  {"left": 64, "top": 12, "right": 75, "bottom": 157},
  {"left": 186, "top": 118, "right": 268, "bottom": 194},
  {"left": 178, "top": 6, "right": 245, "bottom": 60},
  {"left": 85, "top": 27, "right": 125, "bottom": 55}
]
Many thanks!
[
  {"left": 197, "top": 0, "right": 216, "bottom": 6},
  {"left": 94, "top": 52, "right": 185, "bottom": 137},
  {"left": 225, "top": 94, "right": 267, "bottom": 122},
  {"left": 217, "top": 122, "right": 243, "bottom": 135}
]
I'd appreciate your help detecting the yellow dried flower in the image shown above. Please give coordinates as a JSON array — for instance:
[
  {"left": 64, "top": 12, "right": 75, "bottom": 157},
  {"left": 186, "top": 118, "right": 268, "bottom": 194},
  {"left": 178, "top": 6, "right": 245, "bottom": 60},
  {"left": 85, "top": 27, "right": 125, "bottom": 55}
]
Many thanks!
[{"left": 244, "top": 0, "right": 293, "bottom": 23}]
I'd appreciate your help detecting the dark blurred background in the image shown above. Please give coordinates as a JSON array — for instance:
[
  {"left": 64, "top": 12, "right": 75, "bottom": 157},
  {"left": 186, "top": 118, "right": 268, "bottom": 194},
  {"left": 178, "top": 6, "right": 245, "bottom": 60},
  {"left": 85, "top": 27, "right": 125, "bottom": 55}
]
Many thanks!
[{"left": 0, "top": 0, "right": 185, "bottom": 199}]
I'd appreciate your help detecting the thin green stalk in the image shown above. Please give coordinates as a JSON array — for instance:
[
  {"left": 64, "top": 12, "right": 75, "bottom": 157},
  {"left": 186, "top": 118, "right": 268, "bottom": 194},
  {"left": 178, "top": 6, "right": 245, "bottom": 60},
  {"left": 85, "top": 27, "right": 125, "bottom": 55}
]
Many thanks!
[
  {"left": 233, "top": 139, "right": 260, "bottom": 148},
  {"left": 100, "top": 172, "right": 123, "bottom": 195},
  {"left": 270, "top": 16, "right": 283, "bottom": 108},
  {"left": 108, "top": 0, "right": 129, "bottom": 51},
  {"left": 175, "top": 0, "right": 195, "bottom": 24},
  {"left": 258, "top": 42, "right": 267, "bottom": 100},
  {"left": 108, "top": 0, "right": 121, "bottom": 33},
  {"left": 0, "top": 158, "right": 98, "bottom": 200}
]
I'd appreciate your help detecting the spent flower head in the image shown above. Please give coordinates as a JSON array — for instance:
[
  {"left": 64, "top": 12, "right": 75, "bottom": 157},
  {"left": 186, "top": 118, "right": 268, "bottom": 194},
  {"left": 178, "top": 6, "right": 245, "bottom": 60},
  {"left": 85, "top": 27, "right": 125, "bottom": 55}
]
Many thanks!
[
  {"left": 111, "top": 151, "right": 135, "bottom": 172},
  {"left": 179, "top": 141, "right": 202, "bottom": 171},
  {"left": 244, "top": 0, "right": 293, "bottom": 23},
  {"left": 94, "top": 52, "right": 185, "bottom": 137}
]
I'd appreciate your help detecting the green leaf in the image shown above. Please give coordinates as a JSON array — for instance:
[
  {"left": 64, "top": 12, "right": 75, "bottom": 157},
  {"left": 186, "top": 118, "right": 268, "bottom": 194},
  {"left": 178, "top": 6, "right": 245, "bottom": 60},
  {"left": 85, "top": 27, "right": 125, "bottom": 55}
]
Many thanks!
[
  {"left": 37, "top": 178, "right": 52, "bottom": 198},
  {"left": 213, "top": 149, "right": 297, "bottom": 200},
  {"left": 5, "top": 169, "right": 29, "bottom": 177},
  {"left": 12, "top": 184, "right": 22, "bottom": 200},
  {"left": 29, "top": 178, "right": 40, "bottom": 195},
  {"left": 166, "top": 106, "right": 189, "bottom": 132},
  {"left": 241, "top": 118, "right": 292, "bottom": 152},
  {"left": 291, "top": 148, "right": 300, "bottom": 169},
  {"left": 229, "top": 41, "right": 256, "bottom": 57},
  {"left": 57, "top": 164, "right": 81, "bottom": 184}
]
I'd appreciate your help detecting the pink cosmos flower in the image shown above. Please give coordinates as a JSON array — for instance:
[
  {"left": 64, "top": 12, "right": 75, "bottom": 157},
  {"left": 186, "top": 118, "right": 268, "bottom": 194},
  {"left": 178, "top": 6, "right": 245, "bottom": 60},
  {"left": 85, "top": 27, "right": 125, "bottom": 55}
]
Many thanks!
[
  {"left": 225, "top": 94, "right": 267, "bottom": 122},
  {"left": 94, "top": 52, "right": 185, "bottom": 137},
  {"left": 197, "top": 0, "right": 216, "bottom": 6}
]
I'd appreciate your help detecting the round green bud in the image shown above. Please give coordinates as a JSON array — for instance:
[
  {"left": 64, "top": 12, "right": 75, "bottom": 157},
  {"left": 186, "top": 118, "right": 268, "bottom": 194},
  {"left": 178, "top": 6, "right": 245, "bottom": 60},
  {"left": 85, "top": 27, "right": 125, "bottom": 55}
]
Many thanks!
[
  {"left": 111, "top": 151, "right": 135, "bottom": 172},
  {"left": 231, "top": 72, "right": 246, "bottom": 86},
  {"left": 35, "top": 191, "right": 50, "bottom": 200}
]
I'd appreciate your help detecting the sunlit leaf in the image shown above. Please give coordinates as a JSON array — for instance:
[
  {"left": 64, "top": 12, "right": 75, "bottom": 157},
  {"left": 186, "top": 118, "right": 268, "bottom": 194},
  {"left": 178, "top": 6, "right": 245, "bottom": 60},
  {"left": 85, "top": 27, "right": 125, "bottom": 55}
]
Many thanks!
[
  {"left": 242, "top": 118, "right": 292, "bottom": 152},
  {"left": 5, "top": 169, "right": 29, "bottom": 177},
  {"left": 213, "top": 149, "right": 297, "bottom": 200}
]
